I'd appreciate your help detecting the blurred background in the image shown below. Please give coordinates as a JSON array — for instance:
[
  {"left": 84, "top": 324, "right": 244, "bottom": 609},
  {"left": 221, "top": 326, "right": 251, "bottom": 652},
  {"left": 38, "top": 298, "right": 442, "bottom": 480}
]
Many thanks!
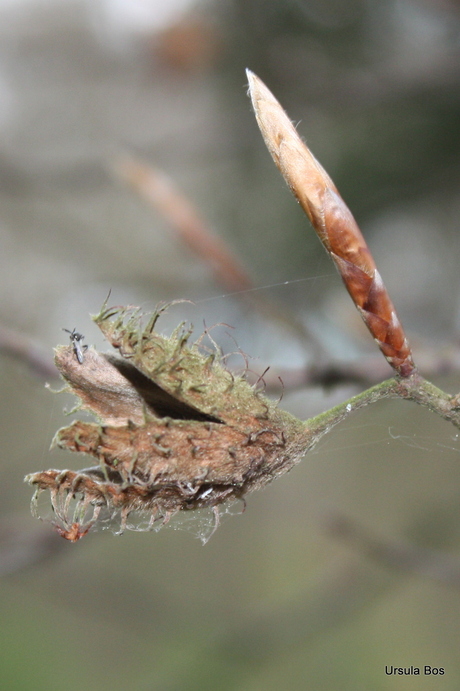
[{"left": 1, "top": 0, "right": 460, "bottom": 688}]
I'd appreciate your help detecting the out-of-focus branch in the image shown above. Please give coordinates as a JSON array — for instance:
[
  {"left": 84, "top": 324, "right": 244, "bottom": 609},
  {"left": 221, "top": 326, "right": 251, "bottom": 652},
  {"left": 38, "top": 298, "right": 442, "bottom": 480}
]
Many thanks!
[
  {"left": 325, "top": 513, "right": 460, "bottom": 590},
  {"left": 2, "top": 314, "right": 459, "bottom": 391},
  {"left": 114, "top": 155, "right": 254, "bottom": 295},
  {"left": 113, "top": 154, "right": 321, "bottom": 352},
  {"left": 0, "top": 324, "right": 56, "bottom": 379},
  {"left": 0, "top": 515, "right": 67, "bottom": 576},
  {"left": 253, "top": 340, "right": 460, "bottom": 391}
]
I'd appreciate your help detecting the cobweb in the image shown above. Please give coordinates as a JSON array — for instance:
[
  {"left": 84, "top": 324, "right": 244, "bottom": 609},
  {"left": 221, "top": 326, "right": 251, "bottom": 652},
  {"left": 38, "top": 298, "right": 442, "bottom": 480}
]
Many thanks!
[{"left": 31, "top": 487, "right": 245, "bottom": 545}]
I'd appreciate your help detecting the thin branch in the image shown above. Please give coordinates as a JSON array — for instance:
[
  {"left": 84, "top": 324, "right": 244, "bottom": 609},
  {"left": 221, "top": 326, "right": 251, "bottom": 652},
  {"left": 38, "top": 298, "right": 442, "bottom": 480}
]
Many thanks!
[
  {"left": 305, "top": 371, "right": 460, "bottom": 436},
  {"left": 114, "top": 155, "right": 254, "bottom": 295},
  {"left": 251, "top": 341, "right": 460, "bottom": 391},
  {"left": 113, "top": 154, "right": 322, "bottom": 351},
  {"left": 0, "top": 324, "right": 56, "bottom": 379},
  {"left": 325, "top": 513, "right": 460, "bottom": 590}
]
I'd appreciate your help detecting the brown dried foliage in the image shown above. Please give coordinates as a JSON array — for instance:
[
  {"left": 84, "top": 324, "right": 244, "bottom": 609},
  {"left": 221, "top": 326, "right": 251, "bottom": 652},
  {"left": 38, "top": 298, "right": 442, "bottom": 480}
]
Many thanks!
[{"left": 25, "top": 304, "right": 310, "bottom": 540}]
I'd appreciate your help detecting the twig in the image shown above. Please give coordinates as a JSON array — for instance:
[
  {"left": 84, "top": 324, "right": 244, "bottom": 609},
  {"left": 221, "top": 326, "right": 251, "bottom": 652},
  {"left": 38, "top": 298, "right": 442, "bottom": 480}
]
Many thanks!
[
  {"left": 0, "top": 324, "right": 56, "bottom": 379},
  {"left": 114, "top": 155, "right": 254, "bottom": 295},
  {"left": 251, "top": 341, "right": 460, "bottom": 391},
  {"left": 325, "top": 513, "right": 460, "bottom": 589},
  {"left": 113, "top": 154, "right": 322, "bottom": 351}
]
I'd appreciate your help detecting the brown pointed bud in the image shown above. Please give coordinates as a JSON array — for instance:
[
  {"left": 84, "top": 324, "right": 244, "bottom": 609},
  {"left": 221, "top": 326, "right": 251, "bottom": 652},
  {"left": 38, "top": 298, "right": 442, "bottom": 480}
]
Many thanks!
[
  {"left": 247, "top": 70, "right": 415, "bottom": 378},
  {"left": 25, "top": 304, "right": 310, "bottom": 540}
]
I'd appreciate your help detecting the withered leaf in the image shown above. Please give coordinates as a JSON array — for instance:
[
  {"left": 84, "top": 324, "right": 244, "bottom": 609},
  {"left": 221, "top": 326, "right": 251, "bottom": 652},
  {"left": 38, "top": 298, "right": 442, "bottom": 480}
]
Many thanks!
[{"left": 26, "top": 304, "right": 310, "bottom": 541}]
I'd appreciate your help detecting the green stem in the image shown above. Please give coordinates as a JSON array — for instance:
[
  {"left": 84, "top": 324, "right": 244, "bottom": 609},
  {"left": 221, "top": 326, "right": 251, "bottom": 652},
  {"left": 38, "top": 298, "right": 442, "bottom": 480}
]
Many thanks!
[
  {"left": 394, "top": 372, "right": 460, "bottom": 429},
  {"left": 303, "top": 372, "right": 460, "bottom": 450},
  {"left": 304, "top": 377, "right": 399, "bottom": 447}
]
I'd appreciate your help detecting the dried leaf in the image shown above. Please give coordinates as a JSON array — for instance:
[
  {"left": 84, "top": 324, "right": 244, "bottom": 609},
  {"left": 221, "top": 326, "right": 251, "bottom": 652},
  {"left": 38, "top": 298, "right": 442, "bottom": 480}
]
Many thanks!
[{"left": 26, "top": 304, "right": 310, "bottom": 540}]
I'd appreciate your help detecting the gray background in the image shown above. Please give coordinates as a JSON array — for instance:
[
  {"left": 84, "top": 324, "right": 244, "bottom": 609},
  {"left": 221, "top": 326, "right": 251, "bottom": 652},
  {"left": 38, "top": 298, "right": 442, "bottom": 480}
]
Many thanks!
[{"left": 1, "top": 1, "right": 460, "bottom": 689}]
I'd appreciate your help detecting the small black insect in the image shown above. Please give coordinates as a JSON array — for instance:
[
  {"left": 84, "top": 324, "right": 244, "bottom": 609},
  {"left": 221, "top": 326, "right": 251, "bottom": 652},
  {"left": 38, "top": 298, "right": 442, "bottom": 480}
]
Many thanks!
[{"left": 63, "top": 328, "right": 88, "bottom": 364}]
